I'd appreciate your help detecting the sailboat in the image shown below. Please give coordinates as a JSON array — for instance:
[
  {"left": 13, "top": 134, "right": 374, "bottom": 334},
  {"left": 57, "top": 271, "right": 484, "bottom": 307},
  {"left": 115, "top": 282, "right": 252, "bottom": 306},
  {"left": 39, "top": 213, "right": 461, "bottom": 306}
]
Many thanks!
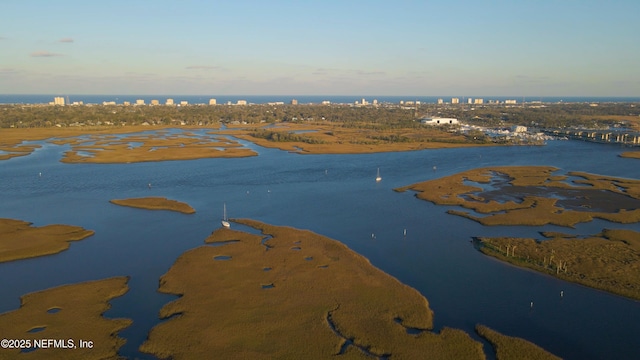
[
  {"left": 375, "top": 168, "right": 382, "bottom": 182},
  {"left": 221, "top": 203, "right": 230, "bottom": 228}
]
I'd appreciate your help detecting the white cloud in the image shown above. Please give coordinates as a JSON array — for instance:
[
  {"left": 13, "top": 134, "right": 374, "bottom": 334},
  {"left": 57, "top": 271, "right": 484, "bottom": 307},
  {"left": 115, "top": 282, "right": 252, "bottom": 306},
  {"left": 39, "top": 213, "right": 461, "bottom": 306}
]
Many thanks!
[{"left": 30, "top": 51, "right": 63, "bottom": 57}]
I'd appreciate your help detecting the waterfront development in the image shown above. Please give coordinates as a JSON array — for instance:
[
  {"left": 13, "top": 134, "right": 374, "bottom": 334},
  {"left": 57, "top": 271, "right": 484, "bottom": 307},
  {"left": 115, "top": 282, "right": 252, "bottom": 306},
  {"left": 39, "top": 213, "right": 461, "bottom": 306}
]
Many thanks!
[{"left": 1, "top": 100, "right": 640, "bottom": 359}]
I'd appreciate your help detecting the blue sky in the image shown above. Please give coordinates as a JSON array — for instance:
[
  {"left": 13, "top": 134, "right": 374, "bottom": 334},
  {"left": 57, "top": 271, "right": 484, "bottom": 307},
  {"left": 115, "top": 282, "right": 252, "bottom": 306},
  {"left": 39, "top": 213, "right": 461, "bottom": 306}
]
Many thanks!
[{"left": 1, "top": 0, "right": 639, "bottom": 96}]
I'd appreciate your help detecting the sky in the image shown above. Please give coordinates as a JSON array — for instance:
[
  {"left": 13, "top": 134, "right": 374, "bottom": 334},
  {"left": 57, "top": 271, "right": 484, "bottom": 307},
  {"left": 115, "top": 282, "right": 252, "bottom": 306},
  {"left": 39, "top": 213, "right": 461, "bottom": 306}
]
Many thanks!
[{"left": 1, "top": 0, "right": 639, "bottom": 96}]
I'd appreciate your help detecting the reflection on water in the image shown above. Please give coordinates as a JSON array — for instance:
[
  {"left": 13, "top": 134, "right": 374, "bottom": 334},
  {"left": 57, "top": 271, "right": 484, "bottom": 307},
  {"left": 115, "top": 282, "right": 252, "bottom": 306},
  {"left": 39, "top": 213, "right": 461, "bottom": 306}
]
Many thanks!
[{"left": 0, "top": 130, "right": 639, "bottom": 360}]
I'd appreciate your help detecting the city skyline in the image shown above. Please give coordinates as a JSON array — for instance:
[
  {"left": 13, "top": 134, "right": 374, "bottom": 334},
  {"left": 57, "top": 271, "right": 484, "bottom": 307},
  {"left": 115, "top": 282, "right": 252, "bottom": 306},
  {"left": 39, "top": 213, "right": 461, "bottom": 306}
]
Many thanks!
[{"left": 1, "top": 0, "right": 639, "bottom": 97}]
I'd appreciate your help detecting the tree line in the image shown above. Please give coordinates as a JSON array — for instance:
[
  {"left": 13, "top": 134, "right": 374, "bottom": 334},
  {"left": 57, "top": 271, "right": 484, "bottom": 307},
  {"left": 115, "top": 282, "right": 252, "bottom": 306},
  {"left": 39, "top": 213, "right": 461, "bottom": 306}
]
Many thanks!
[{"left": 1, "top": 102, "right": 638, "bottom": 130}]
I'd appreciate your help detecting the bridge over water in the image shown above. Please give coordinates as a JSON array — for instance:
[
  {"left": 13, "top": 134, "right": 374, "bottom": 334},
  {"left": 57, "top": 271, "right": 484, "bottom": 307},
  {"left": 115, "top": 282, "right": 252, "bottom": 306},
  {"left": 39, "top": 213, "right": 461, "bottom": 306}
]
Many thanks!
[{"left": 541, "top": 128, "right": 640, "bottom": 147}]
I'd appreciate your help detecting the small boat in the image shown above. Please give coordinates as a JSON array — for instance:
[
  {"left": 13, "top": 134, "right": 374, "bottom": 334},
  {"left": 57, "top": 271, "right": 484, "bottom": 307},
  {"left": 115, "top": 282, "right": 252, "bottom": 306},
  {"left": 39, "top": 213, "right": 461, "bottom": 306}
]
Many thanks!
[
  {"left": 375, "top": 168, "right": 382, "bottom": 182},
  {"left": 221, "top": 203, "right": 230, "bottom": 228}
]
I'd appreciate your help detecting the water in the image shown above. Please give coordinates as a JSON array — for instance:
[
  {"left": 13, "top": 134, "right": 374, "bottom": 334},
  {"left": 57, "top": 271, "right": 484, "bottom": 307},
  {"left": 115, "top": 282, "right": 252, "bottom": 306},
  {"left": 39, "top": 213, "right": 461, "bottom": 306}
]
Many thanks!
[{"left": 1, "top": 132, "right": 639, "bottom": 359}]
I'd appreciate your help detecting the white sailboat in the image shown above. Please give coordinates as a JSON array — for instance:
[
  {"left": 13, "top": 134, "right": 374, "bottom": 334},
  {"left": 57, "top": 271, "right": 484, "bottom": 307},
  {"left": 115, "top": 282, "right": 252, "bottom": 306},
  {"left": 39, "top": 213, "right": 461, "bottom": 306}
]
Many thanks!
[
  {"left": 221, "top": 203, "right": 230, "bottom": 228},
  {"left": 375, "top": 167, "right": 382, "bottom": 182}
]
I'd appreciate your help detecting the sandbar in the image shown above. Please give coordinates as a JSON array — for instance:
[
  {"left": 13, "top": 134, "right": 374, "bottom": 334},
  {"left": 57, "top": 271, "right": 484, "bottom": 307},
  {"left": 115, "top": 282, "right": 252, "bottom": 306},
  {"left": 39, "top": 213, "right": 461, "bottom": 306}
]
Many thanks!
[
  {"left": 140, "top": 219, "right": 559, "bottom": 359},
  {"left": 0, "top": 276, "right": 132, "bottom": 359},
  {"left": 0, "top": 218, "right": 94, "bottom": 263},
  {"left": 110, "top": 197, "right": 195, "bottom": 214}
]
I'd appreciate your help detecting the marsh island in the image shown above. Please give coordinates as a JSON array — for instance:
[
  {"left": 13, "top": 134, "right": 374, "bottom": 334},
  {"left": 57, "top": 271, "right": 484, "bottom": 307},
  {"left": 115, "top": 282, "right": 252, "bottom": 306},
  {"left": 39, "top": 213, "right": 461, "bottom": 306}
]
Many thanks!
[
  {"left": 0, "top": 218, "right": 94, "bottom": 263},
  {"left": 0, "top": 277, "right": 131, "bottom": 360},
  {"left": 110, "top": 197, "right": 195, "bottom": 214},
  {"left": 140, "top": 219, "right": 560, "bottom": 359}
]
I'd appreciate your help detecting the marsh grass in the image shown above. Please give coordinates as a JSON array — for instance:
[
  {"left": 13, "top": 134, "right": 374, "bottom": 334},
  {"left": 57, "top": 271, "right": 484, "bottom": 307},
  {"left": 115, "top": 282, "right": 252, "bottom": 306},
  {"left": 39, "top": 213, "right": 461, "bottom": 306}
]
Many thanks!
[
  {"left": 475, "top": 325, "right": 562, "bottom": 360},
  {"left": 0, "top": 277, "right": 132, "bottom": 359},
  {"left": 1, "top": 123, "right": 497, "bottom": 164},
  {"left": 396, "top": 166, "right": 640, "bottom": 227},
  {"left": 620, "top": 151, "right": 640, "bottom": 160},
  {"left": 140, "top": 219, "right": 486, "bottom": 359},
  {"left": 0, "top": 218, "right": 94, "bottom": 263},
  {"left": 223, "top": 122, "right": 495, "bottom": 154},
  {"left": 0, "top": 126, "right": 258, "bottom": 163},
  {"left": 60, "top": 133, "right": 256, "bottom": 163},
  {"left": 0, "top": 144, "right": 41, "bottom": 160},
  {"left": 476, "top": 229, "right": 640, "bottom": 300},
  {"left": 110, "top": 197, "right": 195, "bottom": 214}
]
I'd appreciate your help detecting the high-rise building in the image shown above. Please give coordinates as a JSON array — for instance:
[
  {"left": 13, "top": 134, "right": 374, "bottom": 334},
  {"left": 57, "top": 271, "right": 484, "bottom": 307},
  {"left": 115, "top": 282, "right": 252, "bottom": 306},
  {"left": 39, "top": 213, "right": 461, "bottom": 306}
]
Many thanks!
[
  {"left": 150, "top": 99, "right": 160, "bottom": 106},
  {"left": 166, "top": 98, "right": 174, "bottom": 106},
  {"left": 290, "top": 99, "right": 298, "bottom": 105},
  {"left": 53, "top": 97, "right": 65, "bottom": 106},
  {"left": 209, "top": 98, "right": 217, "bottom": 105},
  {"left": 468, "top": 98, "right": 473, "bottom": 104},
  {"left": 451, "top": 98, "right": 460, "bottom": 104},
  {"left": 474, "top": 98, "right": 484, "bottom": 104},
  {"left": 437, "top": 98, "right": 444, "bottom": 104},
  {"left": 136, "top": 99, "right": 145, "bottom": 105}
]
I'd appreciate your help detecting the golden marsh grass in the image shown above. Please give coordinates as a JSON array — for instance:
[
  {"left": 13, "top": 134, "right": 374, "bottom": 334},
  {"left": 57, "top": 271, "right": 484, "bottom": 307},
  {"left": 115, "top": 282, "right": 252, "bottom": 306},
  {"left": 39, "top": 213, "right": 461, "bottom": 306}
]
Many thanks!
[
  {"left": 140, "top": 219, "right": 486, "bottom": 359},
  {"left": 476, "top": 228, "right": 640, "bottom": 301},
  {"left": 0, "top": 218, "right": 94, "bottom": 263},
  {"left": 396, "top": 166, "right": 640, "bottom": 227},
  {"left": 110, "top": 197, "right": 195, "bottom": 214},
  {"left": 60, "top": 133, "right": 256, "bottom": 163},
  {"left": 620, "top": 151, "right": 640, "bottom": 160},
  {"left": 475, "top": 325, "right": 562, "bottom": 360},
  {"left": 0, "top": 126, "right": 257, "bottom": 163},
  {"left": 213, "top": 121, "right": 495, "bottom": 155},
  {"left": 2, "top": 123, "right": 495, "bottom": 164},
  {"left": 0, "top": 277, "right": 132, "bottom": 360}
]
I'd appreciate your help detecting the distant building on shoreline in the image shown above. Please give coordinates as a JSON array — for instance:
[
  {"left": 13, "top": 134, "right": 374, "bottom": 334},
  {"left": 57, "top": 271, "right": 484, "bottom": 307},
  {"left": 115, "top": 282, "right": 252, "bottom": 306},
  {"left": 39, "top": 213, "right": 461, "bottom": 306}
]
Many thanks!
[{"left": 420, "top": 117, "right": 459, "bottom": 126}]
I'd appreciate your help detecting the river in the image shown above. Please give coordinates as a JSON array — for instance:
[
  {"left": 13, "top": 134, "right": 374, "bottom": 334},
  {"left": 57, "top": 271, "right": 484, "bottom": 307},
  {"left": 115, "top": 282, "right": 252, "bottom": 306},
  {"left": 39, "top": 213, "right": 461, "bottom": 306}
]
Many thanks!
[{"left": 0, "top": 130, "right": 639, "bottom": 359}]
